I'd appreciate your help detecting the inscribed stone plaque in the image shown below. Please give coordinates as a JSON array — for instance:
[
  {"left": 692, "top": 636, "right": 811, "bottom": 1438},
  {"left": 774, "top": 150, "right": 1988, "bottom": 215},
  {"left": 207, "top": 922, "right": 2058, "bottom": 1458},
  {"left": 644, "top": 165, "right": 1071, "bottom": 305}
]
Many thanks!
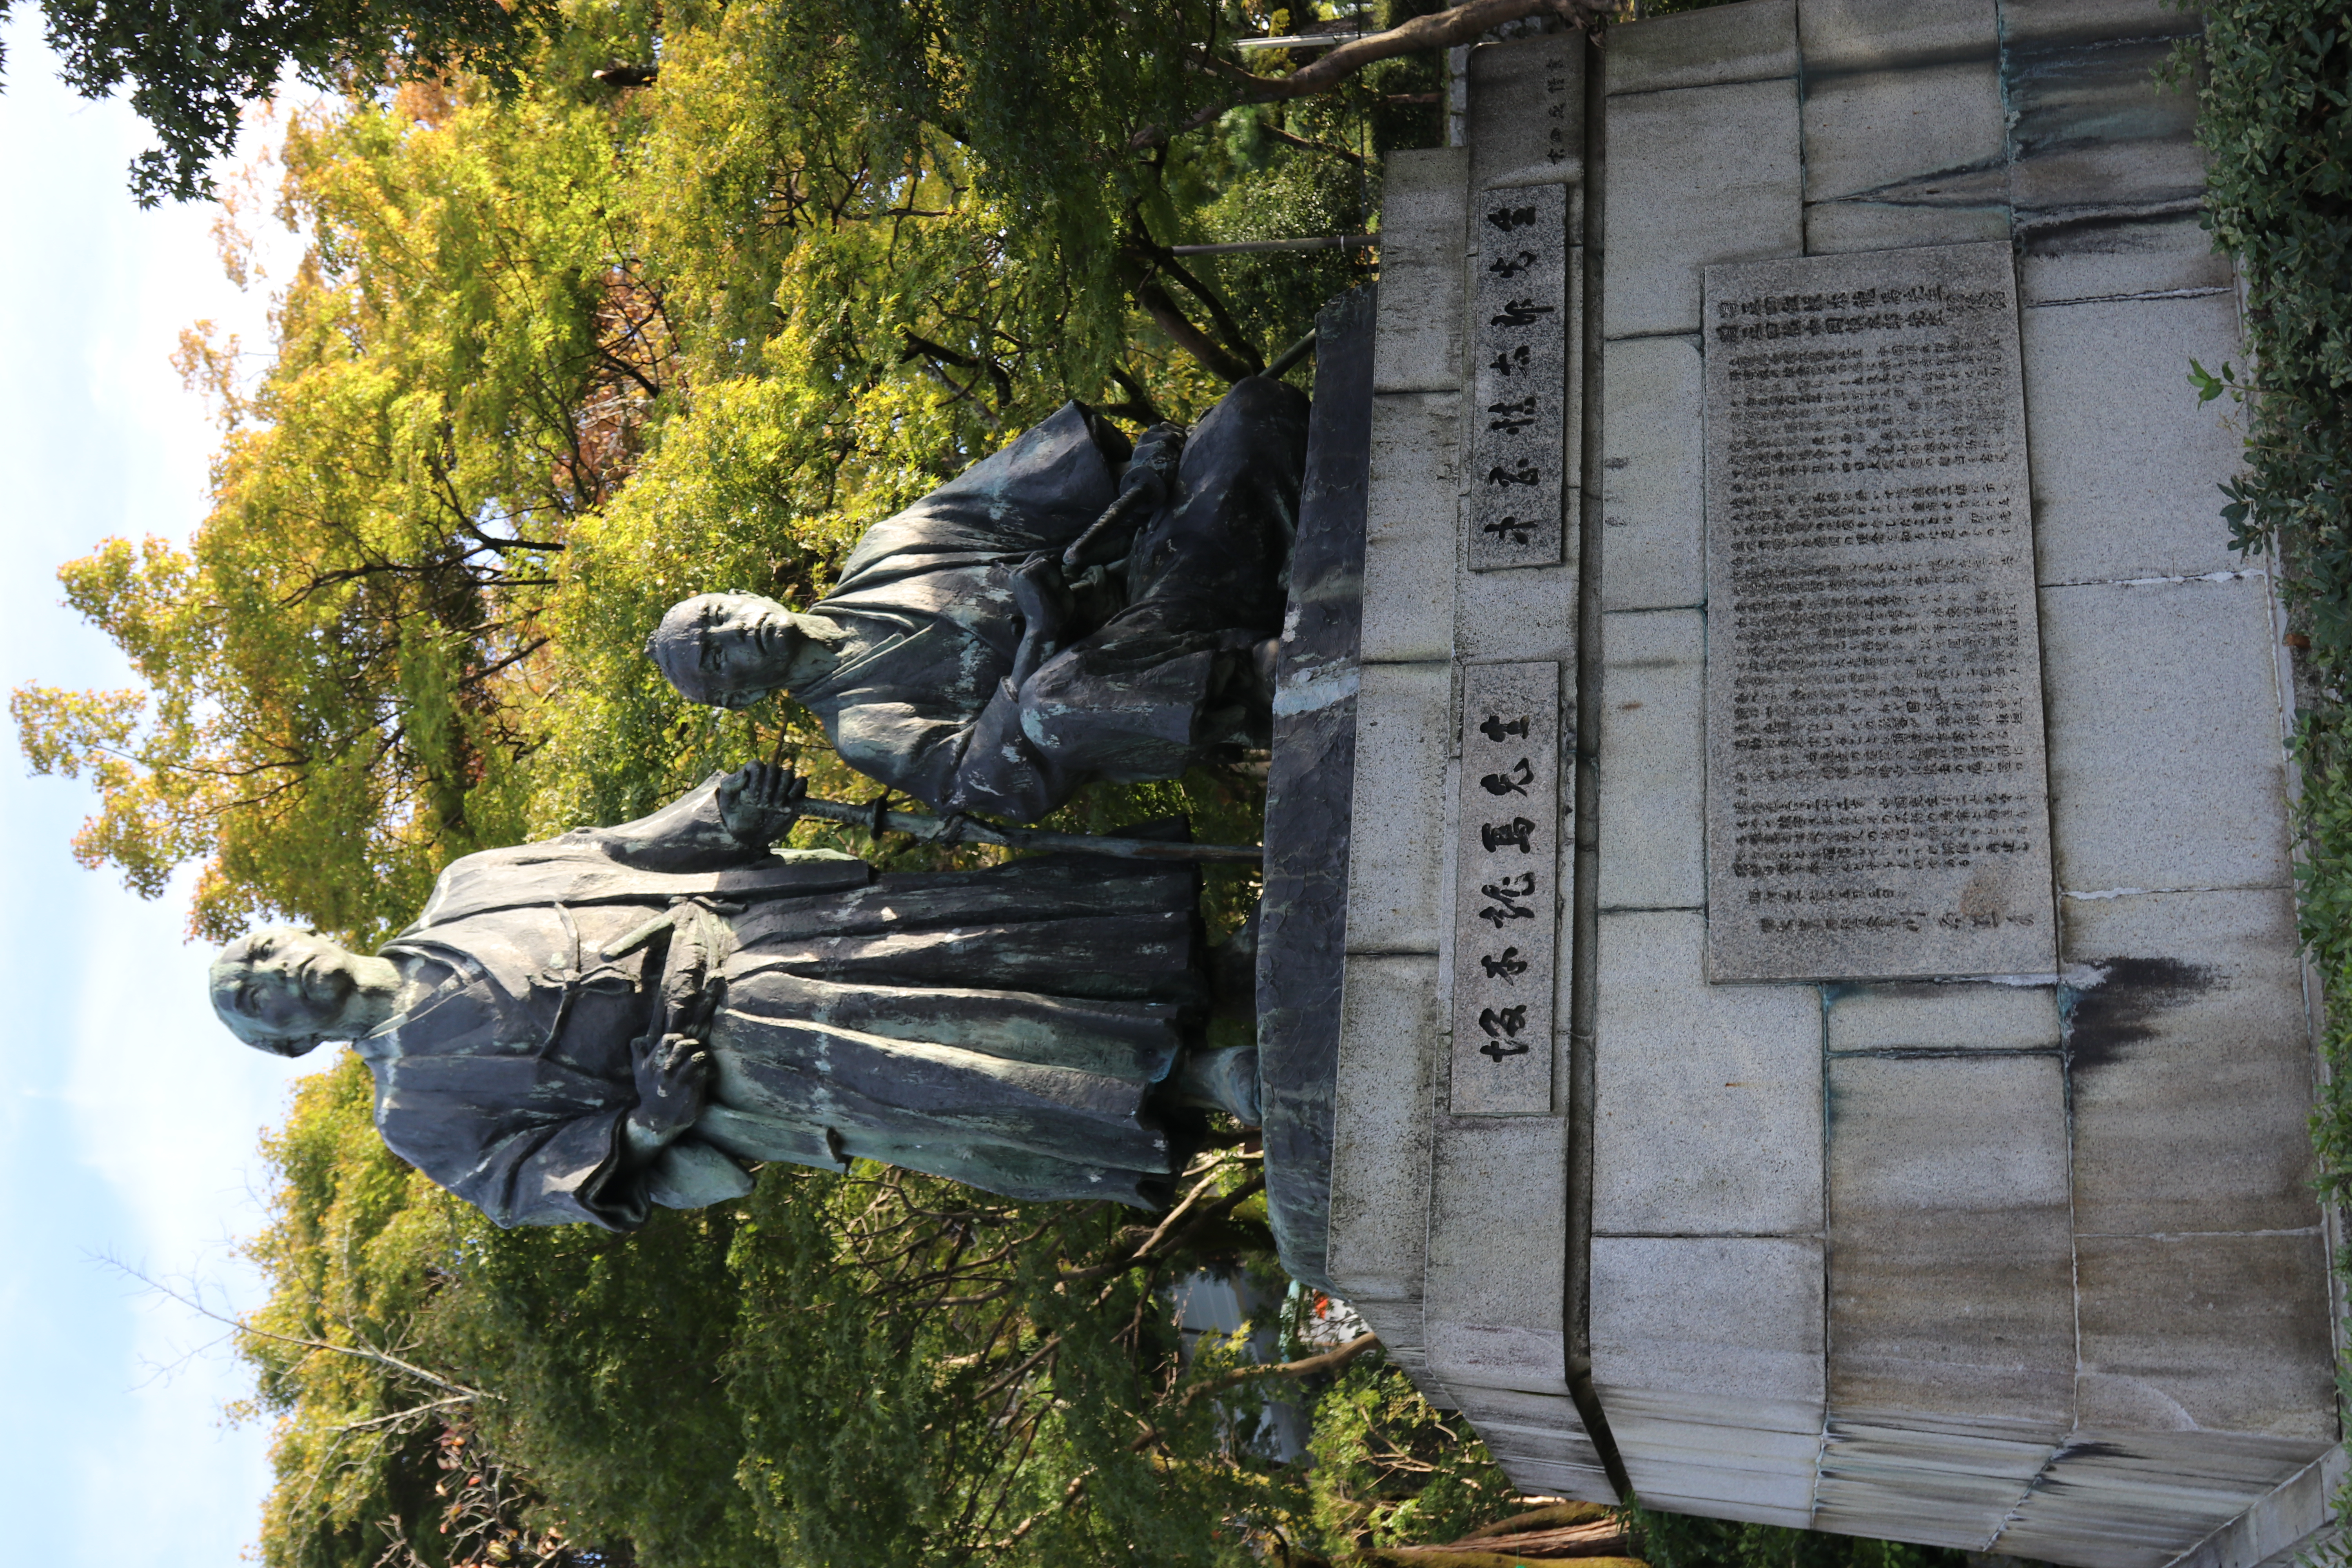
[
  {"left": 1467, "top": 184, "right": 1570, "bottom": 570},
  {"left": 1452, "top": 661, "right": 1561, "bottom": 1112},
  {"left": 1702, "top": 242, "right": 2055, "bottom": 982}
]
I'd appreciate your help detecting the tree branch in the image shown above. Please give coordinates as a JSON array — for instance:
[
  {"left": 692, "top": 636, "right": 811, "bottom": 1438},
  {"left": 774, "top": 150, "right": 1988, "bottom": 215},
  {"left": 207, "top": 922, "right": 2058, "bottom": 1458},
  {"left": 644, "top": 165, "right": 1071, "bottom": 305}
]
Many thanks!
[{"left": 1178, "top": 1329, "right": 1380, "bottom": 1408}]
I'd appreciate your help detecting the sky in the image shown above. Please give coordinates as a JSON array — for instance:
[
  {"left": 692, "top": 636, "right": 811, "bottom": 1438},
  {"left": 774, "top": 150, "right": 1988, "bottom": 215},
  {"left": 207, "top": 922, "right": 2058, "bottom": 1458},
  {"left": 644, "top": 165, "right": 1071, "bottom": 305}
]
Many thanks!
[{"left": 0, "top": 16, "right": 317, "bottom": 1563}]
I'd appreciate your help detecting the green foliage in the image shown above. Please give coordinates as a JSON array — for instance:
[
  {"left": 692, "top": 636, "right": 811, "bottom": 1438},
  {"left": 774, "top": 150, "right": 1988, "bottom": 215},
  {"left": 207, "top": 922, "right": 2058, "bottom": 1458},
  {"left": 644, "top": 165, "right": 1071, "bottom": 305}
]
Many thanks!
[{"left": 1307, "top": 1362, "right": 1518, "bottom": 1551}]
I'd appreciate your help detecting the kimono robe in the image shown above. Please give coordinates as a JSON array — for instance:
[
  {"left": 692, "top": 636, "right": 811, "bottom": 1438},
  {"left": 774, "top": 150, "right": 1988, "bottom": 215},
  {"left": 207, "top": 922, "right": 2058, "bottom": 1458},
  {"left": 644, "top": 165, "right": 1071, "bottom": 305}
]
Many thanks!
[
  {"left": 354, "top": 776, "right": 1207, "bottom": 1230},
  {"left": 794, "top": 377, "right": 1310, "bottom": 823}
]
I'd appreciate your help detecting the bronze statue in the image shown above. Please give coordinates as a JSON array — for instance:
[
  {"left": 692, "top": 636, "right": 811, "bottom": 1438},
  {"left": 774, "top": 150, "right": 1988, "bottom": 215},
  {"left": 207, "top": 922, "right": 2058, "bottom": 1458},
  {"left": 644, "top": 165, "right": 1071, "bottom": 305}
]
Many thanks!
[
  {"left": 647, "top": 377, "right": 1309, "bottom": 823},
  {"left": 209, "top": 763, "right": 1261, "bottom": 1230}
]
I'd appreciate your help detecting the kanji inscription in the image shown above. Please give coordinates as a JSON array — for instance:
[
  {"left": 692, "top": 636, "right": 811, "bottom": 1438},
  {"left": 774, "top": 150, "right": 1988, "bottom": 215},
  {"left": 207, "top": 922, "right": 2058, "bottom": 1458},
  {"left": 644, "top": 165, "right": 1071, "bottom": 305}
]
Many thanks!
[
  {"left": 1452, "top": 661, "right": 1560, "bottom": 1112},
  {"left": 1467, "top": 185, "right": 1568, "bottom": 570},
  {"left": 1702, "top": 243, "right": 2056, "bottom": 982}
]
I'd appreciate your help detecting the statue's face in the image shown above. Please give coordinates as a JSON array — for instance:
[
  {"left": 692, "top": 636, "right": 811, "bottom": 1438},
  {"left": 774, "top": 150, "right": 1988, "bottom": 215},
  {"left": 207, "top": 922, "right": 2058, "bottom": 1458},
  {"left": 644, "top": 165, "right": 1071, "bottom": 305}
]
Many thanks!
[
  {"left": 649, "top": 592, "right": 799, "bottom": 708},
  {"left": 209, "top": 927, "right": 365, "bottom": 1054}
]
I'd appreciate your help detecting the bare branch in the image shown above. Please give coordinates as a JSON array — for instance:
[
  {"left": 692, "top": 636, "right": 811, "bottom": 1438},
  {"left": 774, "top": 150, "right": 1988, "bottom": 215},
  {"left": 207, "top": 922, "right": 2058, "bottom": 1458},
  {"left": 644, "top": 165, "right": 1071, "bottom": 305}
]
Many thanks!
[{"left": 1178, "top": 1330, "right": 1380, "bottom": 1408}]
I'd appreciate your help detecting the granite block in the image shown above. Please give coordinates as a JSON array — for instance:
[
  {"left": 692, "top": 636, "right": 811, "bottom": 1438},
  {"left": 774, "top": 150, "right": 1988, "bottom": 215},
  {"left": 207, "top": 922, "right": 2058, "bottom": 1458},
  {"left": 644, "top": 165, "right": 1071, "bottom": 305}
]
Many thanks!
[
  {"left": 2020, "top": 214, "right": 2235, "bottom": 305},
  {"left": 1373, "top": 149, "right": 1469, "bottom": 393},
  {"left": 2007, "top": 33, "right": 2201, "bottom": 223},
  {"left": 1595, "top": 909, "right": 1824, "bottom": 1234},
  {"left": 1602, "top": 78, "right": 1803, "bottom": 339},
  {"left": 1591, "top": 1236, "right": 1827, "bottom": 1433},
  {"left": 2165, "top": 1450, "right": 2346, "bottom": 1568},
  {"left": 2065, "top": 889, "right": 2319, "bottom": 1238},
  {"left": 1327, "top": 955, "right": 1442, "bottom": 1303},
  {"left": 1597, "top": 609, "right": 1705, "bottom": 910},
  {"left": 1994, "top": 1433, "right": 2334, "bottom": 1568},
  {"left": 1424, "top": 1112, "right": 1570, "bottom": 1394},
  {"left": 2076, "top": 1232, "right": 2336, "bottom": 1443},
  {"left": 1825, "top": 982, "right": 2062, "bottom": 1053},
  {"left": 1454, "top": 561, "right": 1579, "bottom": 662},
  {"left": 1804, "top": 197, "right": 2010, "bottom": 255},
  {"left": 1606, "top": 0, "right": 1797, "bottom": 95},
  {"left": 1816, "top": 1419, "right": 2057, "bottom": 1552},
  {"left": 1468, "top": 34, "right": 1584, "bottom": 191},
  {"left": 1633, "top": 1493, "right": 1820, "bottom": 1531},
  {"left": 2040, "top": 575, "right": 2291, "bottom": 896},
  {"left": 1344, "top": 660, "right": 1453, "bottom": 954},
  {"left": 1598, "top": 334, "right": 1704, "bottom": 611},
  {"left": 1827, "top": 1054, "right": 2075, "bottom": 1431},
  {"left": 1258, "top": 286, "right": 1372, "bottom": 1294},
  {"left": 1362, "top": 391, "right": 1462, "bottom": 664},
  {"left": 1797, "top": 0, "right": 1999, "bottom": 74},
  {"left": 1998, "top": 0, "right": 2203, "bottom": 48},
  {"left": 2024, "top": 292, "right": 2247, "bottom": 584},
  {"left": 1801, "top": 60, "right": 2006, "bottom": 207},
  {"left": 1616, "top": 1454, "right": 1820, "bottom": 1519}
]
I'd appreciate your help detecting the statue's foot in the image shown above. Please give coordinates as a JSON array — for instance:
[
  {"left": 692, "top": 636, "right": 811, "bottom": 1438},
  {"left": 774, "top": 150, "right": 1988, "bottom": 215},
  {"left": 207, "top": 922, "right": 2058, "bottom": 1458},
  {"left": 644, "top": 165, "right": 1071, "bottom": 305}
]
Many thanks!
[{"left": 1176, "top": 1045, "right": 1262, "bottom": 1127}]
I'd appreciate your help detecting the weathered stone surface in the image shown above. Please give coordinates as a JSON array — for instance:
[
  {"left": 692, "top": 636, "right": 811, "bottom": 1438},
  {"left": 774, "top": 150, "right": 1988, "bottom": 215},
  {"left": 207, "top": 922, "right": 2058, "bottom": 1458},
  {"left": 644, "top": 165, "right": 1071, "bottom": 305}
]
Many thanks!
[
  {"left": 2022, "top": 292, "right": 2247, "bottom": 584},
  {"left": 1798, "top": 0, "right": 1998, "bottom": 74},
  {"left": 2063, "top": 889, "right": 2318, "bottom": 1238},
  {"left": 1704, "top": 243, "right": 2056, "bottom": 982},
  {"left": 1343, "top": 659, "right": 1453, "bottom": 954},
  {"left": 1801, "top": 61, "right": 2005, "bottom": 208},
  {"left": 1451, "top": 662, "right": 1563, "bottom": 1114},
  {"left": 1815, "top": 1422, "right": 2058, "bottom": 1552},
  {"left": 1455, "top": 559, "right": 1578, "bottom": 662},
  {"left": 1998, "top": 1432, "right": 2340, "bottom": 1568},
  {"left": 2040, "top": 575, "right": 2291, "bottom": 896},
  {"left": 1825, "top": 982, "right": 2061, "bottom": 1053},
  {"left": 2019, "top": 214, "right": 2234, "bottom": 305},
  {"left": 1597, "top": 608, "right": 1705, "bottom": 909},
  {"left": 2007, "top": 33, "right": 2201, "bottom": 225},
  {"left": 1602, "top": 78, "right": 1802, "bottom": 338},
  {"left": 1425, "top": 1113, "right": 1571, "bottom": 1394},
  {"left": 1361, "top": 391, "right": 1461, "bottom": 664},
  {"left": 1327, "top": 954, "right": 1442, "bottom": 1304},
  {"left": 1827, "top": 1053, "right": 2074, "bottom": 1430},
  {"left": 1259, "top": 288, "right": 1374, "bottom": 1294},
  {"left": 1805, "top": 197, "right": 2009, "bottom": 256},
  {"left": 2000, "top": 0, "right": 2202, "bottom": 48},
  {"left": 1467, "top": 185, "right": 1572, "bottom": 570},
  {"left": 1605, "top": 0, "right": 1795, "bottom": 97},
  {"left": 1591, "top": 1236, "right": 1826, "bottom": 1432},
  {"left": 1372, "top": 149, "right": 1468, "bottom": 394},
  {"left": 1594, "top": 910, "right": 1822, "bottom": 1234},
  {"left": 1599, "top": 334, "right": 1704, "bottom": 610},
  {"left": 2164, "top": 1450, "right": 2348, "bottom": 1568},
  {"left": 1468, "top": 34, "right": 1584, "bottom": 191}
]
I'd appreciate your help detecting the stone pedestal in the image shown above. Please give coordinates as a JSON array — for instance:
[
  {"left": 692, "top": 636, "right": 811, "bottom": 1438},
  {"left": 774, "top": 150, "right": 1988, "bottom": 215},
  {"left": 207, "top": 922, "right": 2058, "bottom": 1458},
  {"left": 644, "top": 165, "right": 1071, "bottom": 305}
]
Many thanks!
[{"left": 1304, "top": 5, "right": 2345, "bottom": 1565}]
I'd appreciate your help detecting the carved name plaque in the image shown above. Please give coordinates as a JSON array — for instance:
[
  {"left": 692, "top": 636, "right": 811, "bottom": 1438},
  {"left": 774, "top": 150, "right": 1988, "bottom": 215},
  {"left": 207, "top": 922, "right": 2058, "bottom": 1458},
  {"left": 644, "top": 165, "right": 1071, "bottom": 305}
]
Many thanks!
[
  {"left": 1702, "top": 242, "right": 2056, "bottom": 982},
  {"left": 1452, "top": 661, "right": 1560, "bottom": 1113},
  {"left": 1467, "top": 184, "right": 1569, "bottom": 571}
]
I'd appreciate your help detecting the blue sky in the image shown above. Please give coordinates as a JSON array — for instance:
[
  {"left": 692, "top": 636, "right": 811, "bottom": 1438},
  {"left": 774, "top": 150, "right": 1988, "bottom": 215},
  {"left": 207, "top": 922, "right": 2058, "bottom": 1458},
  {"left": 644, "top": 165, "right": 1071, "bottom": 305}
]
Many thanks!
[{"left": 0, "top": 16, "right": 316, "bottom": 1562}]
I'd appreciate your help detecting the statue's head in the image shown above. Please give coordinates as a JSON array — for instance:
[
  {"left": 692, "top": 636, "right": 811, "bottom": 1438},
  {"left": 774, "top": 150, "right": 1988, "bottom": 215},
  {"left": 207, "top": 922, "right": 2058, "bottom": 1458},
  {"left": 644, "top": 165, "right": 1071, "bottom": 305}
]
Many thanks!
[
  {"left": 647, "top": 591, "right": 801, "bottom": 710},
  {"left": 209, "top": 926, "right": 366, "bottom": 1058}
]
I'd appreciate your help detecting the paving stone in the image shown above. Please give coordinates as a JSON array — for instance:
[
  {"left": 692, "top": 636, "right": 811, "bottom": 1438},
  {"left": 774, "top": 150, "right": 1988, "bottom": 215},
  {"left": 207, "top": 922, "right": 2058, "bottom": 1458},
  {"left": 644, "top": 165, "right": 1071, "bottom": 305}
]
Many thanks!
[
  {"left": 1373, "top": 148, "right": 1468, "bottom": 393},
  {"left": 1594, "top": 910, "right": 1823, "bottom": 1234},
  {"left": 2064, "top": 889, "right": 2320, "bottom": 1239},
  {"left": 1606, "top": 0, "right": 1796, "bottom": 95},
  {"left": 2076, "top": 1233, "right": 2336, "bottom": 1443},
  {"left": 1592, "top": 1236, "right": 1826, "bottom": 1433},
  {"left": 1825, "top": 983, "right": 2061, "bottom": 1053},
  {"left": 1343, "top": 660, "right": 1453, "bottom": 955},
  {"left": 1801, "top": 60, "right": 2006, "bottom": 207},
  {"left": 2040, "top": 575, "right": 2291, "bottom": 897},
  {"left": 1797, "top": 0, "right": 1999, "bottom": 74},
  {"left": 1602, "top": 78, "right": 1803, "bottom": 339},
  {"left": 1327, "top": 954, "right": 1441, "bottom": 1306},
  {"left": 2018, "top": 214, "right": 2235, "bottom": 305},
  {"left": 1361, "top": 391, "right": 1461, "bottom": 664},
  {"left": 1827, "top": 1054, "right": 2075, "bottom": 1432},
  {"left": 1804, "top": 197, "right": 2010, "bottom": 255},
  {"left": 1598, "top": 609, "right": 1705, "bottom": 910},
  {"left": 1598, "top": 334, "right": 1704, "bottom": 611},
  {"left": 1468, "top": 34, "right": 1584, "bottom": 191},
  {"left": 2024, "top": 292, "right": 2247, "bottom": 584},
  {"left": 1425, "top": 1113, "right": 1571, "bottom": 1394}
]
